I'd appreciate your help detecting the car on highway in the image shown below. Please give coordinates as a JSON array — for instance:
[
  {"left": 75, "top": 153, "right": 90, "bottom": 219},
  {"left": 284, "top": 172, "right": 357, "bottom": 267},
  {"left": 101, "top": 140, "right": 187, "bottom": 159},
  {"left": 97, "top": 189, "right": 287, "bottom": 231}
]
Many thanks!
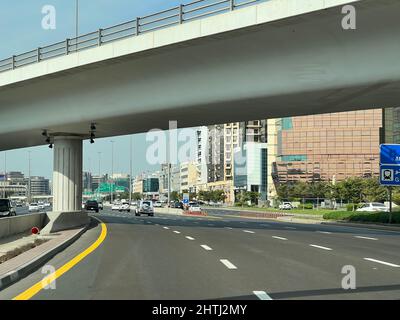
[
  {"left": 170, "top": 201, "right": 184, "bottom": 209},
  {"left": 356, "top": 202, "right": 389, "bottom": 213},
  {"left": 85, "top": 200, "right": 100, "bottom": 213},
  {"left": 28, "top": 203, "right": 40, "bottom": 213},
  {"left": 188, "top": 202, "right": 202, "bottom": 212},
  {"left": 119, "top": 202, "right": 131, "bottom": 212},
  {"left": 111, "top": 202, "right": 121, "bottom": 211},
  {"left": 0, "top": 199, "right": 17, "bottom": 218},
  {"left": 136, "top": 200, "right": 154, "bottom": 216},
  {"left": 153, "top": 201, "right": 163, "bottom": 208},
  {"left": 279, "top": 202, "right": 294, "bottom": 210}
]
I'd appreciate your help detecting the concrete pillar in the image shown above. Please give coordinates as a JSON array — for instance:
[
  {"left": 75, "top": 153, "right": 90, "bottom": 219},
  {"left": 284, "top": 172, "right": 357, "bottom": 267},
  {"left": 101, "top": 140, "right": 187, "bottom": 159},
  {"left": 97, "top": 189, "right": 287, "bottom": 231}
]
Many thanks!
[
  {"left": 42, "top": 135, "right": 89, "bottom": 234},
  {"left": 53, "top": 136, "right": 83, "bottom": 212}
]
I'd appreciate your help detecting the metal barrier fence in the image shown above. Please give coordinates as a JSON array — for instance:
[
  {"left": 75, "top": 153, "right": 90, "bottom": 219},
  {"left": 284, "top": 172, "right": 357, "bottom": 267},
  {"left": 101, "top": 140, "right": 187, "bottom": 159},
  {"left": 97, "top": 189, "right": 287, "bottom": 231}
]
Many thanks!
[{"left": 0, "top": 0, "right": 260, "bottom": 73}]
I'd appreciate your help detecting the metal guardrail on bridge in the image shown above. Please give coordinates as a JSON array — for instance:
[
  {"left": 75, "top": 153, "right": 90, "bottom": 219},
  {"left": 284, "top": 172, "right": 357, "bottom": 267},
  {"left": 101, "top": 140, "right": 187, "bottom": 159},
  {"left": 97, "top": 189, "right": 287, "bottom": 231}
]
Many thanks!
[{"left": 0, "top": 0, "right": 260, "bottom": 74}]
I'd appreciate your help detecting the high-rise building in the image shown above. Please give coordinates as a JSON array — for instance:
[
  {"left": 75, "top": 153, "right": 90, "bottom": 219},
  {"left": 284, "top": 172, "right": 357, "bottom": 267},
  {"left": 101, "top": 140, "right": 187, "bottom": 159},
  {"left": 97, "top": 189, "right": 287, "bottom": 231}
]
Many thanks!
[
  {"left": 83, "top": 171, "right": 93, "bottom": 192},
  {"left": 207, "top": 124, "right": 224, "bottom": 183},
  {"left": 28, "top": 176, "right": 50, "bottom": 196},
  {"left": 273, "top": 109, "right": 382, "bottom": 183},
  {"left": 180, "top": 162, "right": 199, "bottom": 193}
]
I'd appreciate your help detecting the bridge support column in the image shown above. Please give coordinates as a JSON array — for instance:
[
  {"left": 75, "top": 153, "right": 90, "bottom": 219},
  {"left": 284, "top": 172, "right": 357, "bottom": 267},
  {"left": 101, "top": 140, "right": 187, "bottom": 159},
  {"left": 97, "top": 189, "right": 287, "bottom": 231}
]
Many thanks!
[{"left": 42, "top": 136, "right": 89, "bottom": 234}]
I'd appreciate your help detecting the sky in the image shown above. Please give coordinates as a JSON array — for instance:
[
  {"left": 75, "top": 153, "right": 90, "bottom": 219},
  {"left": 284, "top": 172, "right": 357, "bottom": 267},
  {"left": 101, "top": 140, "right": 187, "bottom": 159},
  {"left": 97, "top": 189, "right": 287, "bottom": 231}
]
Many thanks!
[{"left": 0, "top": 0, "right": 198, "bottom": 180}]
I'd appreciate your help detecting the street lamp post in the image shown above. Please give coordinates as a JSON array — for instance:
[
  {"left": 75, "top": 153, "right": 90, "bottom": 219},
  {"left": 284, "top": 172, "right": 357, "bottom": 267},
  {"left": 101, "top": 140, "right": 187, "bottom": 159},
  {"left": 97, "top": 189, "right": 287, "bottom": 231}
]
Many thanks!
[
  {"left": 2, "top": 152, "right": 6, "bottom": 198},
  {"left": 28, "top": 151, "right": 31, "bottom": 204},
  {"left": 97, "top": 152, "right": 101, "bottom": 199},
  {"left": 129, "top": 136, "right": 133, "bottom": 204},
  {"left": 110, "top": 141, "right": 114, "bottom": 204}
]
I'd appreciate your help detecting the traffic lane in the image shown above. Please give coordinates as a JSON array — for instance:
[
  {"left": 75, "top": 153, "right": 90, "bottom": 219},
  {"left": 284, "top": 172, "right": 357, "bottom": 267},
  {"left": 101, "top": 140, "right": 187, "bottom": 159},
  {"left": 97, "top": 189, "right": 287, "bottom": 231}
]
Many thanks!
[
  {"left": 153, "top": 214, "right": 400, "bottom": 270},
  {"left": 2, "top": 212, "right": 263, "bottom": 300},
  {"left": 27, "top": 213, "right": 264, "bottom": 300},
  {"left": 0, "top": 218, "right": 103, "bottom": 300},
  {"left": 204, "top": 208, "right": 400, "bottom": 243},
  {"left": 161, "top": 218, "right": 400, "bottom": 299}
]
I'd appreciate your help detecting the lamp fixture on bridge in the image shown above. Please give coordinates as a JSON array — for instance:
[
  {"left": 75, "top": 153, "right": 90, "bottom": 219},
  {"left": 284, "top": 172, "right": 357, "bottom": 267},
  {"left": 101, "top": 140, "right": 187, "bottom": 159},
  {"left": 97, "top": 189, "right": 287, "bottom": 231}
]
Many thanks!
[{"left": 90, "top": 122, "right": 96, "bottom": 144}]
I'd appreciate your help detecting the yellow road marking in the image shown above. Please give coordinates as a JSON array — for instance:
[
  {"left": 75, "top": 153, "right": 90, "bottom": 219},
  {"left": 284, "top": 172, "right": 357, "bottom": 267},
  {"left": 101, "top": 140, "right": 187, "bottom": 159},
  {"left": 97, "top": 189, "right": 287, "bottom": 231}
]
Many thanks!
[{"left": 13, "top": 219, "right": 107, "bottom": 300}]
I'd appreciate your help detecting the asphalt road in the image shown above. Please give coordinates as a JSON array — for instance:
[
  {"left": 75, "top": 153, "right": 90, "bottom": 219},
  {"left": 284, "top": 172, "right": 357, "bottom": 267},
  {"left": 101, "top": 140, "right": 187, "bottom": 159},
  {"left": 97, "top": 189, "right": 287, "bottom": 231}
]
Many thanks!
[{"left": 1, "top": 208, "right": 400, "bottom": 300}]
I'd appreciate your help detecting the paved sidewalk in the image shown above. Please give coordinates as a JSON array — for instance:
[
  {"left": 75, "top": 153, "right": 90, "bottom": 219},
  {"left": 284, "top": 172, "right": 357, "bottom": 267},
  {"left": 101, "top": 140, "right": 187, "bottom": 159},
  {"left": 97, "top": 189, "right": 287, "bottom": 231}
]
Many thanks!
[{"left": 0, "top": 226, "right": 87, "bottom": 290}]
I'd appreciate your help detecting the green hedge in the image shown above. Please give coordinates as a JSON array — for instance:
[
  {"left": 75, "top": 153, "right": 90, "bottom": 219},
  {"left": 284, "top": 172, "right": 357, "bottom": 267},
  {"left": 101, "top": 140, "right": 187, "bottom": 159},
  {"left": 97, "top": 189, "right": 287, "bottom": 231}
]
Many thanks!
[{"left": 323, "top": 211, "right": 400, "bottom": 224}]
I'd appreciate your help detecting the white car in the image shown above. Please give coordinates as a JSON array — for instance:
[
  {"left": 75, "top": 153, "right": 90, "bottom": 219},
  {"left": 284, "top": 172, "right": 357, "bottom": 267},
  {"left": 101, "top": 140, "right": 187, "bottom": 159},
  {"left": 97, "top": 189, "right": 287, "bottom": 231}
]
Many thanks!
[
  {"left": 28, "top": 203, "right": 40, "bottom": 212},
  {"left": 188, "top": 202, "right": 202, "bottom": 212},
  {"left": 119, "top": 202, "right": 131, "bottom": 212},
  {"left": 136, "top": 200, "right": 154, "bottom": 216},
  {"left": 111, "top": 203, "right": 121, "bottom": 211},
  {"left": 356, "top": 203, "right": 389, "bottom": 212},
  {"left": 153, "top": 201, "right": 163, "bottom": 208},
  {"left": 279, "top": 202, "right": 293, "bottom": 210}
]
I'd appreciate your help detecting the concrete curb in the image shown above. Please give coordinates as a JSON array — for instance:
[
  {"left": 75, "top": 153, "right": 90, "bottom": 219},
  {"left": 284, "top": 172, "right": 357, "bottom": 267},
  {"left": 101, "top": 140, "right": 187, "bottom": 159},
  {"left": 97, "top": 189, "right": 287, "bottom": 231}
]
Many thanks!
[
  {"left": 322, "top": 221, "right": 400, "bottom": 233},
  {"left": 0, "top": 220, "right": 90, "bottom": 291}
]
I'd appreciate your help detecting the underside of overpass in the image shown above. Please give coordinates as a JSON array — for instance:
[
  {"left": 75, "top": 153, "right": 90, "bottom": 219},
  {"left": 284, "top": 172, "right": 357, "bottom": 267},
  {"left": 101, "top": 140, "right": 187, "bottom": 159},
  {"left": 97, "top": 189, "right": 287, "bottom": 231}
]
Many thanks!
[
  {"left": 0, "top": 0, "right": 398, "bottom": 152},
  {"left": 0, "top": 0, "right": 399, "bottom": 226}
]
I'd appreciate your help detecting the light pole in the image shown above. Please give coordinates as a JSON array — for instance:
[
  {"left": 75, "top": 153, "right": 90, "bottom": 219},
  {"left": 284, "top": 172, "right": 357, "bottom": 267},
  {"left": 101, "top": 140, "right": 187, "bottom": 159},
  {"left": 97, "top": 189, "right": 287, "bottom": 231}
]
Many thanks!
[
  {"left": 129, "top": 135, "right": 133, "bottom": 204},
  {"left": 2, "top": 152, "right": 6, "bottom": 198},
  {"left": 97, "top": 152, "right": 101, "bottom": 199},
  {"left": 75, "top": 0, "right": 79, "bottom": 40},
  {"left": 110, "top": 141, "right": 114, "bottom": 203},
  {"left": 27, "top": 151, "right": 31, "bottom": 204}
]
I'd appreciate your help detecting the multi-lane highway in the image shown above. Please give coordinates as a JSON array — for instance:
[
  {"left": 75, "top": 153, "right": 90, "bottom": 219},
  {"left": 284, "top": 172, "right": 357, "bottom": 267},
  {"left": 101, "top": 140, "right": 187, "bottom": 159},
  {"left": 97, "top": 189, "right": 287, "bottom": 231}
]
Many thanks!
[{"left": 1, "top": 208, "right": 400, "bottom": 300}]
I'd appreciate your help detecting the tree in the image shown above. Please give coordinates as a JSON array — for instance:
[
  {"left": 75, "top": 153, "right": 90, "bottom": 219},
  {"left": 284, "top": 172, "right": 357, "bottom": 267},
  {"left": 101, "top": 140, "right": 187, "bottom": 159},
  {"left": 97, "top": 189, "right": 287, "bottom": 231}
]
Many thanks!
[
  {"left": 170, "top": 191, "right": 179, "bottom": 202},
  {"left": 132, "top": 192, "right": 142, "bottom": 201},
  {"left": 361, "top": 178, "right": 387, "bottom": 202}
]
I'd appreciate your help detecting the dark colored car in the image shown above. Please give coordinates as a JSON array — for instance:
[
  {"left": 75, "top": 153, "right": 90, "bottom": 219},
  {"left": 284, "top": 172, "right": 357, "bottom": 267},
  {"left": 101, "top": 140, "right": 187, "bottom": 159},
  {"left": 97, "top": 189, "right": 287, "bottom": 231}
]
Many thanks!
[
  {"left": 85, "top": 200, "right": 99, "bottom": 213},
  {"left": 0, "top": 199, "right": 17, "bottom": 218},
  {"left": 171, "top": 202, "right": 184, "bottom": 209}
]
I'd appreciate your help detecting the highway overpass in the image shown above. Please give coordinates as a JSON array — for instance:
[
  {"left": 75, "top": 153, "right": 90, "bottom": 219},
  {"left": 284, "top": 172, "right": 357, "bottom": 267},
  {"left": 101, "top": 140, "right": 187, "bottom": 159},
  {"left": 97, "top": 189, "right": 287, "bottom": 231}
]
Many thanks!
[{"left": 0, "top": 0, "right": 399, "bottom": 224}]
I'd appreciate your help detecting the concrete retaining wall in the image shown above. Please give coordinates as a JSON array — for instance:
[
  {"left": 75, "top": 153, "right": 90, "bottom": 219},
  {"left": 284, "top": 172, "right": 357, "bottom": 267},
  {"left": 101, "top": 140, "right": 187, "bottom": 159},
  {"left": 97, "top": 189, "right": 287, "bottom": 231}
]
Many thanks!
[
  {"left": 154, "top": 208, "right": 182, "bottom": 215},
  {"left": 0, "top": 213, "right": 47, "bottom": 240}
]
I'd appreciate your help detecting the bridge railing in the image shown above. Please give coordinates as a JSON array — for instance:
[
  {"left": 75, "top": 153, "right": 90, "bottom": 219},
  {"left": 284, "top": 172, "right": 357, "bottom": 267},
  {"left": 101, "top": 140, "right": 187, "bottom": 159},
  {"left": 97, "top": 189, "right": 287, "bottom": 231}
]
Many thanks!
[{"left": 0, "top": 0, "right": 260, "bottom": 74}]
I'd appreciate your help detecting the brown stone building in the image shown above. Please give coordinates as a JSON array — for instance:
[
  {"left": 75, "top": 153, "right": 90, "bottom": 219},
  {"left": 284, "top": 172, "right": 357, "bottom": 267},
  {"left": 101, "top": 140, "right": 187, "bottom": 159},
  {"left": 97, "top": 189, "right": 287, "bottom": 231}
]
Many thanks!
[{"left": 273, "top": 109, "right": 383, "bottom": 183}]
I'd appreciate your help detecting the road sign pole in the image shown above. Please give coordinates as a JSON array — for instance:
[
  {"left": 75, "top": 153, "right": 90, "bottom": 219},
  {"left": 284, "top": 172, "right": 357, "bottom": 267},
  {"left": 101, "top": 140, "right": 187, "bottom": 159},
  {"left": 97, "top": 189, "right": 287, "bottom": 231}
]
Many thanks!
[{"left": 389, "top": 186, "right": 393, "bottom": 224}]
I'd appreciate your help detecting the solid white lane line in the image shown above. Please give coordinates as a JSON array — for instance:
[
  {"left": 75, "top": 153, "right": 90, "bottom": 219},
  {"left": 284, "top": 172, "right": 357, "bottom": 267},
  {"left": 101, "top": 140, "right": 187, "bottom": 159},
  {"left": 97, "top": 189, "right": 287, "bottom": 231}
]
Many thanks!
[
  {"left": 186, "top": 236, "right": 195, "bottom": 240},
  {"left": 272, "top": 236, "right": 287, "bottom": 241},
  {"left": 309, "top": 244, "right": 332, "bottom": 251},
  {"left": 173, "top": 231, "right": 181, "bottom": 234},
  {"left": 364, "top": 258, "right": 400, "bottom": 268},
  {"left": 163, "top": 227, "right": 170, "bottom": 230},
  {"left": 200, "top": 245, "right": 213, "bottom": 251},
  {"left": 220, "top": 259, "right": 237, "bottom": 269},
  {"left": 243, "top": 230, "right": 255, "bottom": 234},
  {"left": 316, "top": 231, "right": 332, "bottom": 234},
  {"left": 355, "top": 236, "right": 378, "bottom": 241},
  {"left": 253, "top": 291, "right": 272, "bottom": 300}
]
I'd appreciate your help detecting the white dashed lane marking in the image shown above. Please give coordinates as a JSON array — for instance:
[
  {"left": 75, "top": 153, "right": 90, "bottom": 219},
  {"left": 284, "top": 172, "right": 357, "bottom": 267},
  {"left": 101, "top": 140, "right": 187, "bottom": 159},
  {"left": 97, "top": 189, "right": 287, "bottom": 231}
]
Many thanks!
[
  {"left": 363, "top": 258, "right": 400, "bottom": 268},
  {"left": 243, "top": 230, "right": 255, "bottom": 234},
  {"left": 309, "top": 244, "right": 332, "bottom": 251},
  {"left": 200, "top": 245, "right": 213, "bottom": 251},
  {"left": 173, "top": 231, "right": 181, "bottom": 234},
  {"left": 272, "top": 236, "right": 287, "bottom": 241},
  {"left": 185, "top": 236, "right": 195, "bottom": 240},
  {"left": 163, "top": 227, "right": 170, "bottom": 230},
  {"left": 253, "top": 291, "right": 272, "bottom": 300},
  {"left": 220, "top": 259, "right": 237, "bottom": 270},
  {"left": 316, "top": 231, "right": 332, "bottom": 234},
  {"left": 355, "top": 236, "right": 378, "bottom": 241}
]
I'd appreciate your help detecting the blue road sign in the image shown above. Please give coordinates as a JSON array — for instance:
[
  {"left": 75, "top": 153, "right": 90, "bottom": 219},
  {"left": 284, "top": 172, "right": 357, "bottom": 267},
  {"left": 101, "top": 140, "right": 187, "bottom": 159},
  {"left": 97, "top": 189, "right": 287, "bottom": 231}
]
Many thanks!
[
  {"left": 183, "top": 193, "right": 190, "bottom": 204},
  {"left": 380, "top": 144, "right": 400, "bottom": 165},
  {"left": 380, "top": 165, "right": 400, "bottom": 186}
]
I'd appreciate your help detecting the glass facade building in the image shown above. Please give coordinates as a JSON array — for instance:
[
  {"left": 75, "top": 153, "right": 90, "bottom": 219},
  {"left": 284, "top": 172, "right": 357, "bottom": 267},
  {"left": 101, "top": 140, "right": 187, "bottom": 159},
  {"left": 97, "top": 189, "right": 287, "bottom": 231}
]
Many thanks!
[{"left": 274, "top": 109, "right": 383, "bottom": 183}]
